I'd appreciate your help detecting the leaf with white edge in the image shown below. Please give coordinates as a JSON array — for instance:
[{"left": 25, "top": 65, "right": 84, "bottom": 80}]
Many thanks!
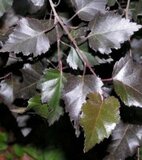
[
  {"left": 67, "top": 47, "right": 83, "bottom": 70},
  {"left": 63, "top": 74, "right": 103, "bottom": 137},
  {"left": 28, "top": 95, "right": 50, "bottom": 119},
  {"left": 71, "top": 0, "right": 107, "bottom": 21},
  {"left": 94, "top": 56, "right": 113, "bottom": 65},
  {"left": 0, "top": 0, "right": 13, "bottom": 17},
  {"left": 39, "top": 69, "right": 65, "bottom": 125},
  {"left": 80, "top": 93, "right": 120, "bottom": 152},
  {"left": 113, "top": 55, "right": 142, "bottom": 107},
  {"left": 88, "top": 13, "right": 142, "bottom": 54},
  {"left": 104, "top": 121, "right": 142, "bottom": 160},
  {"left": 0, "top": 18, "right": 50, "bottom": 57},
  {"left": 40, "top": 69, "right": 65, "bottom": 107}
]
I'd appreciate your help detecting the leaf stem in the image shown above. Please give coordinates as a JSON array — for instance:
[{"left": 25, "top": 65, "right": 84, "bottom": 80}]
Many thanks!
[
  {"left": 101, "top": 78, "right": 113, "bottom": 82},
  {"left": 125, "top": 0, "right": 131, "bottom": 19},
  {"left": 55, "top": 18, "right": 62, "bottom": 72},
  {"left": 49, "top": 0, "right": 96, "bottom": 76}
]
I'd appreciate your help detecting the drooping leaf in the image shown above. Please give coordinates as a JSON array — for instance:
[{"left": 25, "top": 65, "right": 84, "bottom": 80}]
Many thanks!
[
  {"left": 80, "top": 93, "right": 120, "bottom": 152},
  {"left": 0, "top": 62, "right": 44, "bottom": 105},
  {"left": 0, "top": 18, "right": 50, "bottom": 57},
  {"left": 104, "top": 121, "right": 142, "bottom": 160},
  {"left": 39, "top": 69, "right": 65, "bottom": 125},
  {"left": 63, "top": 74, "right": 103, "bottom": 136},
  {"left": 88, "top": 13, "right": 142, "bottom": 54},
  {"left": 28, "top": 95, "right": 50, "bottom": 119},
  {"left": 113, "top": 55, "right": 142, "bottom": 107},
  {"left": 71, "top": 0, "right": 107, "bottom": 21},
  {"left": 0, "top": 0, "right": 13, "bottom": 17},
  {"left": 14, "top": 63, "right": 43, "bottom": 99}
]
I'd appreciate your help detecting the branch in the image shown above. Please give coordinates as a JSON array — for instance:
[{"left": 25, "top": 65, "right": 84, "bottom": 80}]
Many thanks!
[
  {"left": 49, "top": 0, "right": 96, "bottom": 76},
  {"left": 125, "top": 0, "right": 131, "bottom": 19}
]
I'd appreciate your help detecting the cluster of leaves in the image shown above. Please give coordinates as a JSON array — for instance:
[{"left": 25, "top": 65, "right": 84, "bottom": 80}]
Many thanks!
[
  {"left": 0, "top": 0, "right": 142, "bottom": 159},
  {"left": 0, "top": 130, "right": 65, "bottom": 160}
]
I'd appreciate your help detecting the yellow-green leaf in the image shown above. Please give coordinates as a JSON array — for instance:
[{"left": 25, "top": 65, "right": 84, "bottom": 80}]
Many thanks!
[{"left": 80, "top": 93, "right": 120, "bottom": 152}]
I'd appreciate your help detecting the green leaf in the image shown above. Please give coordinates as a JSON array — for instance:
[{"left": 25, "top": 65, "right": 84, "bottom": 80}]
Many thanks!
[
  {"left": 39, "top": 69, "right": 65, "bottom": 125},
  {"left": 0, "top": 132, "right": 8, "bottom": 151},
  {"left": 80, "top": 93, "right": 120, "bottom": 152},
  {"left": 28, "top": 95, "right": 49, "bottom": 119},
  {"left": 88, "top": 13, "right": 142, "bottom": 54},
  {"left": 43, "top": 149, "right": 65, "bottom": 160},
  {"left": 0, "top": 0, "right": 13, "bottom": 17},
  {"left": 24, "top": 146, "right": 41, "bottom": 160},
  {"left": 13, "top": 144, "right": 24, "bottom": 157},
  {"left": 63, "top": 74, "right": 103, "bottom": 136},
  {"left": 104, "top": 121, "right": 142, "bottom": 160},
  {"left": 107, "top": 0, "right": 116, "bottom": 6},
  {"left": 113, "top": 55, "right": 142, "bottom": 107},
  {"left": 130, "top": 0, "right": 142, "bottom": 21}
]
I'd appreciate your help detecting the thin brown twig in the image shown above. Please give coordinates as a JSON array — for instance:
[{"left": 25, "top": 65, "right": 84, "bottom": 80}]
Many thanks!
[
  {"left": 101, "top": 78, "right": 113, "bottom": 82},
  {"left": 55, "top": 18, "right": 62, "bottom": 72},
  {"left": 125, "top": 0, "right": 131, "bottom": 19},
  {"left": 125, "top": 0, "right": 132, "bottom": 57},
  {"left": 49, "top": 0, "right": 96, "bottom": 76},
  {"left": 0, "top": 73, "right": 11, "bottom": 80}
]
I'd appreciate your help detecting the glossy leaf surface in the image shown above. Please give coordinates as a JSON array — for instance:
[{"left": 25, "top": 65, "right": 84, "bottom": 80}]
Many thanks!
[
  {"left": 0, "top": 18, "right": 50, "bottom": 57},
  {"left": 71, "top": 0, "right": 107, "bottom": 21},
  {"left": 88, "top": 13, "right": 141, "bottom": 54},
  {"left": 40, "top": 69, "right": 65, "bottom": 124},
  {"left": 104, "top": 121, "right": 142, "bottom": 160},
  {"left": 113, "top": 55, "right": 142, "bottom": 107},
  {"left": 80, "top": 93, "right": 120, "bottom": 152},
  {"left": 28, "top": 95, "right": 49, "bottom": 119},
  {"left": 63, "top": 74, "right": 103, "bottom": 136}
]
